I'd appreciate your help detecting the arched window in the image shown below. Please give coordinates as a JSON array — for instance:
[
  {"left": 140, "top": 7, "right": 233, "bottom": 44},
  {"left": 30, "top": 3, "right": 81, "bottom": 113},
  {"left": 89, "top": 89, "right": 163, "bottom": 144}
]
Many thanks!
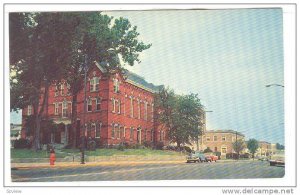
[{"left": 113, "top": 78, "right": 120, "bottom": 93}]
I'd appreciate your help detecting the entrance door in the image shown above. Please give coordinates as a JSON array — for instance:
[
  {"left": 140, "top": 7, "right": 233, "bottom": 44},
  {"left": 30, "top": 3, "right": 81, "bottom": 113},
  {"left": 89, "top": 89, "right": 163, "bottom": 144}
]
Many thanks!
[{"left": 61, "top": 132, "right": 65, "bottom": 144}]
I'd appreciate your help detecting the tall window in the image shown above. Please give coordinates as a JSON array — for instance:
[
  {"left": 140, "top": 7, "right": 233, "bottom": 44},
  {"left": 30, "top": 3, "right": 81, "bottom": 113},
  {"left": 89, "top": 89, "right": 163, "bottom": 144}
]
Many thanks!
[
  {"left": 137, "top": 100, "right": 141, "bottom": 119},
  {"left": 206, "top": 136, "right": 211, "bottom": 141},
  {"left": 62, "top": 100, "right": 68, "bottom": 117},
  {"left": 222, "top": 135, "right": 226, "bottom": 141},
  {"left": 130, "top": 97, "right": 134, "bottom": 118},
  {"left": 118, "top": 100, "right": 121, "bottom": 114},
  {"left": 66, "top": 83, "right": 71, "bottom": 95},
  {"left": 96, "top": 97, "right": 101, "bottom": 111},
  {"left": 221, "top": 146, "right": 227, "bottom": 154},
  {"left": 151, "top": 129, "right": 154, "bottom": 142},
  {"left": 27, "top": 105, "right": 32, "bottom": 116},
  {"left": 213, "top": 135, "right": 218, "bottom": 141},
  {"left": 95, "top": 123, "right": 101, "bottom": 138},
  {"left": 87, "top": 123, "right": 92, "bottom": 138},
  {"left": 113, "top": 78, "right": 120, "bottom": 93},
  {"left": 87, "top": 98, "right": 92, "bottom": 112},
  {"left": 112, "top": 98, "right": 116, "bottom": 113},
  {"left": 144, "top": 129, "right": 147, "bottom": 141},
  {"left": 122, "top": 127, "right": 126, "bottom": 138},
  {"left": 151, "top": 103, "right": 154, "bottom": 122},
  {"left": 54, "top": 103, "right": 59, "bottom": 115},
  {"left": 111, "top": 124, "right": 115, "bottom": 138},
  {"left": 144, "top": 102, "right": 148, "bottom": 120},
  {"left": 54, "top": 85, "right": 59, "bottom": 97},
  {"left": 115, "top": 124, "right": 120, "bottom": 139},
  {"left": 130, "top": 127, "right": 134, "bottom": 140},
  {"left": 159, "top": 131, "right": 162, "bottom": 141},
  {"left": 90, "top": 77, "right": 100, "bottom": 92},
  {"left": 60, "top": 83, "right": 64, "bottom": 96}
]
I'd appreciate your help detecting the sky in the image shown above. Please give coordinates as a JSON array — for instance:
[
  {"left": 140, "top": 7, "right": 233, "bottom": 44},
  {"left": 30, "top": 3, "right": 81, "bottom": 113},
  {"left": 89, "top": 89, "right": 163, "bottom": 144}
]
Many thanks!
[{"left": 10, "top": 8, "right": 284, "bottom": 144}]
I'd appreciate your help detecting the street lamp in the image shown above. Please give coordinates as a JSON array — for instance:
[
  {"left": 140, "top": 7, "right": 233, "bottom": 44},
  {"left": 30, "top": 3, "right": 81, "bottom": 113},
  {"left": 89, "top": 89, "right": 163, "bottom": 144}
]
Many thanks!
[
  {"left": 81, "top": 54, "right": 88, "bottom": 165},
  {"left": 265, "top": 84, "right": 284, "bottom": 88}
]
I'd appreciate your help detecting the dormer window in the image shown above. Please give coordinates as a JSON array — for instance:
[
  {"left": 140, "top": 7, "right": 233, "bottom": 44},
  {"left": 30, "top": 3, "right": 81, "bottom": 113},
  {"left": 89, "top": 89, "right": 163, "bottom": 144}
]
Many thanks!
[
  {"left": 60, "top": 83, "right": 64, "bottom": 96},
  {"left": 90, "top": 76, "right": 100, "bottom": 92},
  {"left": 113, "top": 78, "right": 120, "bottom": 93},
  {"left": 54, "top": 85, "right": 59, "bottom": 97}
]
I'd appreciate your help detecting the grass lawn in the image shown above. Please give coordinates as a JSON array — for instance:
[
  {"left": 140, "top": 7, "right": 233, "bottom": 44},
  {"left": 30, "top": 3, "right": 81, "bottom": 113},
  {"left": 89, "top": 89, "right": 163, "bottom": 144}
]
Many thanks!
[
  {"left": 11, "top": 149, "right": 66, "bottom": 158},
  {"left": 11, "top": 148, "right": 184, "bottom": 158}
]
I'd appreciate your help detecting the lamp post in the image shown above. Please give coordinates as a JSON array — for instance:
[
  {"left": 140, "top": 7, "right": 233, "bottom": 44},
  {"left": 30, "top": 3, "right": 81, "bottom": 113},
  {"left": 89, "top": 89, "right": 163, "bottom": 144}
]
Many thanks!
[{"left": 81, "top": 54, "right": 88, "bottom": 164}]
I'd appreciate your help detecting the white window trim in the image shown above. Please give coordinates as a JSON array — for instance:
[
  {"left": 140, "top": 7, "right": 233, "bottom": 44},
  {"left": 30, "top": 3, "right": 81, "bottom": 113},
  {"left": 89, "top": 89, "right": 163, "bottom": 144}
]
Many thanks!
[
  {"left": 206, "top": 136, "right": 211, "bottom": 141},
  {"left": 144, "top": 101, "right": 148, "bottom": 121},
  {"left": 54, "top": 85, "right": 59, "bottom": 97},
  {"left": 54, "top": 103, "right": 59, "bottom": 115},
  {"left": 221, "top": 146, "right": 227, "bottom": 154},
  {"left": 60, "top": 83, "right": 64, "bottom": 96},
  {"left": 151, "top": 103, "right": 154, "bottom": 122},
  {"left": 137, "top": 99, "right": 141, "bottom": 119},
  {"left": 96, "top": 97, "right": 101, "bottom": 111},
  {"left": 118, "top": 100, "right": 121, "bottom": 114},
  {"left": 27, "top": 105, "right": 32, "bottom": 116},
  {"left": 123, "top": 126, "right": 126, "bottom": 138},
  {"left": 95, "top": 123, "right": 102, "bottom": 138},
  {"left": 222, "top": 135, "right": 226, "bottom": 141},
  {"left": 62, "top": 100, "right": 68, "bottom": 117},
  {"left": 130, "top": 97, "right": 134, "bottom": 118},
  {"left": 213, "top": 135, "right": 218, "bottom": 141},
  {"left": 87, "top": 98, "right": 92, "bottom": 112}
]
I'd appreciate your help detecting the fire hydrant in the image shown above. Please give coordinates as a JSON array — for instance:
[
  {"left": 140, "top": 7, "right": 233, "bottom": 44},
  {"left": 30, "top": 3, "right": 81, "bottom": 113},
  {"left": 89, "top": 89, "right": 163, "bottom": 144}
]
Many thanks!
[{"left": 49, "top": 149, "right": 56, "bottom": 166}]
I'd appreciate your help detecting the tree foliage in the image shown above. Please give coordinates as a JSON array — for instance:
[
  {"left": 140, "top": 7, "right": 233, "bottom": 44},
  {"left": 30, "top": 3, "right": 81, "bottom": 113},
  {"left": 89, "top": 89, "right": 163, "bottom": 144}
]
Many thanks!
[
  {"left": 247, "top": 138, "right": 259, "bottom": 160},
  {"left": 10, "top": 12, "right": 151, "bottom": 150},
  {"left": 232, "top": 139, "right": 246, "bottom": 159},
  {"left": 155, "top": 87, "right": 204, "bottom": 147}
]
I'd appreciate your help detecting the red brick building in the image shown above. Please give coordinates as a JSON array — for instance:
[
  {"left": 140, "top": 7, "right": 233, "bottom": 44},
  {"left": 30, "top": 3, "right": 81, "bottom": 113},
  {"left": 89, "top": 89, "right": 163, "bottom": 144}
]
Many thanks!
[{"left": 21, "top": 62, "right": 167, "bottom": 147}]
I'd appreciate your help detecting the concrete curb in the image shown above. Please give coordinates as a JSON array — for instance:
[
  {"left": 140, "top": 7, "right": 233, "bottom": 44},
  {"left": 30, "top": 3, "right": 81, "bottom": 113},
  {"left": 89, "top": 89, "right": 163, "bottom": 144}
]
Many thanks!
[{"left": 11, "top": 160, "right": 185, "bottom": 170}]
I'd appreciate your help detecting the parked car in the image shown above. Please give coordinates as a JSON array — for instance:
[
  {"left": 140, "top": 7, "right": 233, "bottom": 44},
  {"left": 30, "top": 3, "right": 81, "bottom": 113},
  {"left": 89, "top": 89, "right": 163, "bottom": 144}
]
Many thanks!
[
  {"left": 258, "top": 156, "right": 269, "bottom": 161},
  {"left": 269, "top": 152, "right": 285, "bottom": 166},
  {"left": 186, "top": 151, "right": 206, "bottom": 163},
  {"left": 205, "top": 153, "right": 219, "bottom": 162}
]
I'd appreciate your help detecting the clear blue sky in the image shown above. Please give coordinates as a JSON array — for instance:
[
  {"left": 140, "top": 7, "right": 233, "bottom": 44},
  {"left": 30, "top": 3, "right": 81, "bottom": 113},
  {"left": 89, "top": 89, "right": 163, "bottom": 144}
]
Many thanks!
[{"left": 11, "top": 8, "right": 284, "bottom": 144}]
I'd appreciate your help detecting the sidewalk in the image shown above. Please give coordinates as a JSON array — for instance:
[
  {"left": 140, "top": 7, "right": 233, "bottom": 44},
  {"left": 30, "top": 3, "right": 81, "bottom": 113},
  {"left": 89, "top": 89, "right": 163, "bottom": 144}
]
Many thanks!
[{"left": 11, "top": 160, "right": 185, "bottom": 169}]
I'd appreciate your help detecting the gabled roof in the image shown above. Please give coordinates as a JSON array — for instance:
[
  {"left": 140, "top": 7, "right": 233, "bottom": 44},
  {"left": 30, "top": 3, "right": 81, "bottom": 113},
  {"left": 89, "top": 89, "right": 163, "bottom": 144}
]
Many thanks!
[
  {"left": 124, "top": 70, "right": 163, "bottom": 93},
  {"left": 95, "top": 61, "right": 163, "bottom": 93}
]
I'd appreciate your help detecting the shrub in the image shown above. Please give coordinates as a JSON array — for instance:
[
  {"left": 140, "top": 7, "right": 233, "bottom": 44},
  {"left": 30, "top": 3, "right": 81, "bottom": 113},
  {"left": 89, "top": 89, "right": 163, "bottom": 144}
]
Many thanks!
[
  {"left": 143, "top": 141, "right": 153, "bottom": 148},
  {"left": 184, "top": 146, "right": 192, "bottom": 153},
  {"left": 13, "top": 138, "right": 31, "bottom": 149},
  {"left": 155, "top": 142, "right": 164, "bottom": 150},
  {"left": 203, "top": 147, "right": 213, "bottom": 153},
  {"left": 87, "top": 140, "right": 96, "bottom": 151},
  {"left": 117, "top": 143, "right": 125, "bottom": 151}
]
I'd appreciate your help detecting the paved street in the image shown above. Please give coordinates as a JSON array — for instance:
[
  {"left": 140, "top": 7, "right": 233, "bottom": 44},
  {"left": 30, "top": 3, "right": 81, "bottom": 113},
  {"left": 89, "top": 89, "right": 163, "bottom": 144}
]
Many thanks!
[{"left": 11, "top": 160, "right": 284, "bottom": 182}]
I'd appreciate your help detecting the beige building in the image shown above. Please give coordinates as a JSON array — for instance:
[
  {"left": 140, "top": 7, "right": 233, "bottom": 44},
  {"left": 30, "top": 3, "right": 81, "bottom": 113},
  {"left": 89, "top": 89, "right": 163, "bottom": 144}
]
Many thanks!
[{"left": 202, "top": 130, "right": 245, "bottom": 157}]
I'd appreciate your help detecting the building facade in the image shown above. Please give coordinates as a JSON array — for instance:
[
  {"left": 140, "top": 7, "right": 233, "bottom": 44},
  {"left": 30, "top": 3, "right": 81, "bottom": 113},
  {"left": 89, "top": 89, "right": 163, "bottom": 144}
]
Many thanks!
[
  {"left": 21, "top": 62, "right": 168, "bottom": 147},
  {"left": 202, "top": 130, "right": 245, "bottom": 157}
]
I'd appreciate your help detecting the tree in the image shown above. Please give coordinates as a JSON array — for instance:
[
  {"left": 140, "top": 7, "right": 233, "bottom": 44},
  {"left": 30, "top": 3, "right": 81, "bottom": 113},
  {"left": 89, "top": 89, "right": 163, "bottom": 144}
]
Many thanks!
[
  {"left": 155, "top": 87, "right": 203, "bottom": 147},
  {"left": 276, "top": 143, "right": 284, "bottom": 150},
  {"left": 61, "top": 12, "right": 151, "bottom": 148},
  {"left": 247, "top": 139, "right": 259, "bottom": 160},
  {"left": 10, "top": 12, "right": 81, "bottom": 150},
  {"left": 232, "top": 139, "right": 246, "bottom": 159},
  {"left": 10, "top": 12, "right": 151, "bottom": 150}
]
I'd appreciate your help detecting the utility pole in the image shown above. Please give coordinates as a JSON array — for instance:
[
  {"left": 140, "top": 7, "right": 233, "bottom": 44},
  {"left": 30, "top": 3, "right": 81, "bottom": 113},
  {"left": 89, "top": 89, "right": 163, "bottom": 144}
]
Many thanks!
[{"left": 81, "top": 54, "right": 88, "bottom": 164}]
